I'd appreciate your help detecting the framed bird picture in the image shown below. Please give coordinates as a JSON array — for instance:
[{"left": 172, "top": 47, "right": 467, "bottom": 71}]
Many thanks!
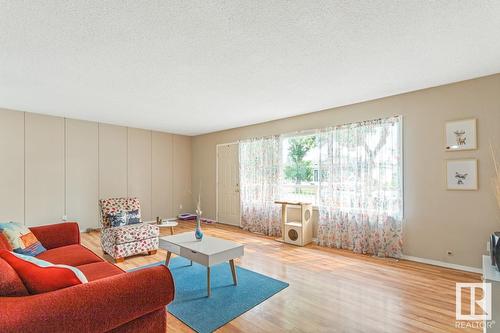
[
  {"left": 446, "top": 159, "right": 478, "bottom": 190},
  {"left": 445, "top": 118, "right": 477, "bottom": 151}
]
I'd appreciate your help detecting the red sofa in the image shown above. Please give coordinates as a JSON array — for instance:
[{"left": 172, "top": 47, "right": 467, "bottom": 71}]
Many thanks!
[{"left": 0, "top": 222, "right": 175, "bottom": 333}]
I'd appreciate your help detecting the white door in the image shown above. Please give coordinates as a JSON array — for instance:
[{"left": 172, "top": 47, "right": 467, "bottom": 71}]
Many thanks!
[{"left": 217, "top": 143, "right": 240, "bottom": 226}]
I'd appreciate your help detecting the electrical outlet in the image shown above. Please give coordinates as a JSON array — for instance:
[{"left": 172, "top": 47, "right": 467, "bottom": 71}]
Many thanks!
[{"left": 179, "top": 204, "right": 183, "bottom": 210}]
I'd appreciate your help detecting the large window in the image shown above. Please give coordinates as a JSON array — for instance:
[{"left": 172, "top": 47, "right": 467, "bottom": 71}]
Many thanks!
[
  {"left": 280, "top": 133, "right": 320, "bottom": 205},
  {"left": 239, "top": 116, "right": 403, "bottom": 256},
  {"left": 279, "top": 116, "right": 402, "bottom": 215}
]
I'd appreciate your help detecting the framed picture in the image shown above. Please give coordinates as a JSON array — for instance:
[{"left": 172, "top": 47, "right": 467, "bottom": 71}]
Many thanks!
[
  {"left": 445, "top": 118, "right": 477, "bottom": 151},
  {"left": 446, "top": 159, "right": 478, "bottom": 190}
]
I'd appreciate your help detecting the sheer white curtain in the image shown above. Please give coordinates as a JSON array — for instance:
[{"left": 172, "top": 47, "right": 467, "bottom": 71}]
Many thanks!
[
  {"left": 317, "top": 116, "right": 403, "bottom": 258},
  {"left": 239, "top": 136, "right": 282, "bottom": 237}
]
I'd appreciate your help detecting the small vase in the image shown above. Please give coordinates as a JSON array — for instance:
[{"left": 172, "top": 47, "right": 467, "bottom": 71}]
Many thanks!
[{"left": 195, "top": 215, "right": 203, "bottom": 240}]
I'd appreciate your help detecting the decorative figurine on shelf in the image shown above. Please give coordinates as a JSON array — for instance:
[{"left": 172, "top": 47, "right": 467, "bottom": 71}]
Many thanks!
[{"left": 195, "top": 192, "right": 203, "bottom": 240}]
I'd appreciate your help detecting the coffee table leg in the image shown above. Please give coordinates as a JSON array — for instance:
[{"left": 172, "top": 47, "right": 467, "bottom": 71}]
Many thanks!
[
  {"left": 229, "top": 259, "right": 237, "bottom": 285},
  {"left": 207, "top": 267, "right": 211, "bottom": 297},
  {"left": 170, "top": 226, "right": 174, "bottom": 235},
  {"left": 165, "top": 251, "right": 171, "bottom": 266}
]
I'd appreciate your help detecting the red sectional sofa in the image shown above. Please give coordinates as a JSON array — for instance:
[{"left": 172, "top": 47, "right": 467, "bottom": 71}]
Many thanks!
[{"left": 0, "top": 222, "right": 174, "bottom": 333}]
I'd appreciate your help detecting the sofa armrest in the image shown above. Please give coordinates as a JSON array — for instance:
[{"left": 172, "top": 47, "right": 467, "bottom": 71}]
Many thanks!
[
  {"left": 29, "top": 222, "right": 80, "bottom": 249},
  {"left": 0, "top": 265, "right": 174, "bottom": 333}
]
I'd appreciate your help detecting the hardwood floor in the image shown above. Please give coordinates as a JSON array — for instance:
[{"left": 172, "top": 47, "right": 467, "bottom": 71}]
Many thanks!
[{"left": 81, "top": 221, "right": 481, "bottom": 333}]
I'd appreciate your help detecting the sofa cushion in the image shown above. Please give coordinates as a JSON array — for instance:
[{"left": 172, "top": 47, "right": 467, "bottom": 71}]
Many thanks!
[
  {"left": 0, "top": 257, "right": 29, "bottom": 297},
  {"left": 37, "top": 244, "right": 103, "bottom": 266},
  {"left": 0, "top": 250, "right": 87, "bottom": 294},
  {"left": 102, "top": 223, "right": 159, "bottom": 245},
  {"left": 0, "top": 221, "right": 46, "bottom": 256},
  {"left": 76, "top": 262, "right": 124, "bottom": 282},
  {"left": 29, "top": 222, "right": 80, "bottom": 250}
]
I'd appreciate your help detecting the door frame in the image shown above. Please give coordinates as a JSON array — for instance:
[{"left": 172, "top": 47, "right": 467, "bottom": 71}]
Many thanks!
[{"left": 215, "top": 141, "right": 240, "bottom": 227}]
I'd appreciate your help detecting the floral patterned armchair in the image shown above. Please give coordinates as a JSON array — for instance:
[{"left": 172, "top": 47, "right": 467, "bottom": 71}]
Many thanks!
[{"left": 99, "top": 197, "right": 159, "bottom": 262}]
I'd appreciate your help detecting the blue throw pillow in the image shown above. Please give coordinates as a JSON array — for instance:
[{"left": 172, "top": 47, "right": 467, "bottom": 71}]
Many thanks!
[
  {"left": 126, "top": 209, "right": 141, "bottom": 225},
  {"left": 107, "top": 212, "right": 127, "bottom": 227}
]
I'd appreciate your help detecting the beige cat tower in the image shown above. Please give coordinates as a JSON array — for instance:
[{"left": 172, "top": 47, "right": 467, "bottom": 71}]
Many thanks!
[{"left": 275, "top": 201, "right": 313, "bottom": 246}]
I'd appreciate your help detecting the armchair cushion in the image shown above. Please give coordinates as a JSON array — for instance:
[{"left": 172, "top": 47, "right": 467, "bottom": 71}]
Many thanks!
[
  {"left": 103, "top": 237, "right": 159, "bottom": 260},
  {"left": 103, "top": 223, "right": 159, "bottom": 245}
]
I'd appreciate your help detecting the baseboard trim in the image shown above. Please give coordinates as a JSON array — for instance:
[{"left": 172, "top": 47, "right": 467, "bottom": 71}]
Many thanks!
[
  {"left": 312, "top": 239, "right": 481, "bottom": 273},
  {"left": 402, "top": 255, "right": 482, "bottom": 274}
]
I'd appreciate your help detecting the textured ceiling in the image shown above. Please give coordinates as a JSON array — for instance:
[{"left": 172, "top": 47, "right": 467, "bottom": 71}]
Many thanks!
[{"left": 1, "top": 1, "right": 500, "bottom": 135}]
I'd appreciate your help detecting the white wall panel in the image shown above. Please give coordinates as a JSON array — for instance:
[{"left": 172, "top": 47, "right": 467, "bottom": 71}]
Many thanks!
[
  {"left": 152, "top": 131, "right": 173, "bottom": 219},
  {"left": 99, "top": 124, "right": 127, "bottom": 199},
  {"left": 25, "top": 113, "right": 65, "bottom": 226},
  {"left": 173, "top": 135, "right": 192, "bottom": 215},
  {"left": 66, "top": 119, "right": 99, "bottom": 230},
  {"left": 0, "top": 109, "right": 25, "bottom": 223},
  {"left": 127, "top": 128, "right": 152, "bottom": 221}
]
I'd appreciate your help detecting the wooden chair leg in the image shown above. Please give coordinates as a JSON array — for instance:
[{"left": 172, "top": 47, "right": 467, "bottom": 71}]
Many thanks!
[
  {"left": 148, "top": 250, "right": 157, "bottom": 255},
  {"left": 115, "top": 257, "right": 124, "bottom": 263}
]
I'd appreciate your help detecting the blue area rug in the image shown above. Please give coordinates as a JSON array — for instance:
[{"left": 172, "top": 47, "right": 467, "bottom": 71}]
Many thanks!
[{"left": 129, "top": 257, "right": 288, "bottom": 333}]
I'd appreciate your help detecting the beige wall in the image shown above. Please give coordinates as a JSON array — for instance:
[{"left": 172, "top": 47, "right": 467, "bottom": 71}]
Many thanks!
[
  {"left": 192, "top": 74, "right": 500, "bottom": 268},
  {"left": 0, "top": 110, "right": 24, "bottom": 223},
  {"left": 0, "top": 109, "right": 193, "bottom": 230},
  {"left": 25, "top": 113, "right": 65, "bottom": 226}
]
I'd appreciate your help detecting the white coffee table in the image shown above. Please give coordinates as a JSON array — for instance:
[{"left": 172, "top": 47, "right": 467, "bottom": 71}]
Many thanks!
[{"left": 159, "top": 232, "right": 244, "bottom": 297}]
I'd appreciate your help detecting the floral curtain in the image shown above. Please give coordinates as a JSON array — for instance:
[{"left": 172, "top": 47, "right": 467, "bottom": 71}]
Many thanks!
[
  {"left": 239, "top": 135, "right": 282, "bottom": 237},
  {"left": 317, "top": 116, "right": 403, "bottom": 258}
]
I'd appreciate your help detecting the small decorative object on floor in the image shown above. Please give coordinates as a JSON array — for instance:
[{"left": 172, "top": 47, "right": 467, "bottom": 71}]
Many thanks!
[
  {"left": 195, "top": 193, "right": 203, "bottom": 240},
  {"left": 178, "top": 213, "right": 197, "bottom": 220}
]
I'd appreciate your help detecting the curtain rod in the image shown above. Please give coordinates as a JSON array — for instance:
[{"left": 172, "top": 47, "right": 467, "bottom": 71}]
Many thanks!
[
  {"left": 239, "top": 115, "right": 401, "bottom": 142},
  {"left": 323, "top": 115, "right": 400, "bottom": 129}
]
